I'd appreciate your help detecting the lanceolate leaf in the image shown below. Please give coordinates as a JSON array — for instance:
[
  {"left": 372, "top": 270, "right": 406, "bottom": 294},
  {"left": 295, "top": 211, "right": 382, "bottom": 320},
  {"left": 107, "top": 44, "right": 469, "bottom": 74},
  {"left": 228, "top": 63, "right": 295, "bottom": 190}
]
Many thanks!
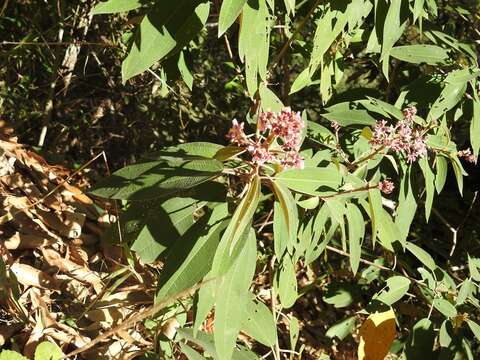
[
  {"left": 91, "top": 0, "right": 145, "bottom": 14},
  {"left": 374, "top": 276, "right": 411, "bottom": 305},
  {"left": 419, "top": 157, "right": 434, "bottom": 221},
  {"left": 241, "top": 298, "right": 278, "bottom": 347},
  {"left": 129, "top": 197, "right": 200, "bottom": 263},
  {"left": 467, "top": 320, "right": 480, "bottom": 342},
  {"left": 156, "top": 204, "right": 229, "bottom": 300},
  {"left": 211, "top": 176, "right": 260, "bottom": 276},
  {"left": 238, "top": 0, "right": 270, "bottom": 96},
  {"left": 367, "top": 187, "right": 382, "bottom": 246},
  {"left": 433, "top": 298, "right": 457, "bottom": 318},
  {"left": 380, "top": 0, "right": 405, "bottom": 79},
  {"left": 275, "top": 167, "right": 342, "bottom": 195},
  {"left": 395, "top": 168, "right": 417, "bottom": 244},
  {"left": 89, "top": 157, "right": 223, "bottom": 200},
  {"left": 276, "top": 255, "right": 298, "bottom": 308},
  {"left": 271, "top": 180, "right": 298, "bottom": 257},
  {"left": 346, "top": 203, "right": 365, "bottom": 275},
  {"left": 390, "top": 45, "right": 449, "bottom": 65},
  {"left": 471, "top": 96, "right": 480, "bottom": 158},
  {"left": 122, "top": 1, "right": 210, "bottom": 82},
  {"left": 214, "top": 229, "right": 257, "bottom": 360},
  {"left": 321, "top": 110, "right": 376, "bottom": 127},
  {"left": 218, "top": 0, "right": 247, "bottom": 36},
  {"left": 429, "top": 79, "right": 467, "bottom": 120},
  {"left": 405, "top": 242, "right": 436, "bottom": 271}
]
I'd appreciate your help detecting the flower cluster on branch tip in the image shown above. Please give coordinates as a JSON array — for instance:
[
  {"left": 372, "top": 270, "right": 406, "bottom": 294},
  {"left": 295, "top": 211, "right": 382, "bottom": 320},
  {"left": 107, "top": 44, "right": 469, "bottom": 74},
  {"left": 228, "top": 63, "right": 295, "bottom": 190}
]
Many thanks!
[
  {"left": 227, "top": 107, "right": 305, "bottom": 169},
  {"left": 369, "top": 107, "right": 428, "bottom": 163}
]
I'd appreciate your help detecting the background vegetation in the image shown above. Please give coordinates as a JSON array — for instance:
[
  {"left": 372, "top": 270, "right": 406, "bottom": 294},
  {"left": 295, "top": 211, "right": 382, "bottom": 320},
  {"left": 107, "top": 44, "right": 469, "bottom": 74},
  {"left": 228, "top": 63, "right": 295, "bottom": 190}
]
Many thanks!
[{"left": 1, "top": 0, "right": 480, "bottom": 359}]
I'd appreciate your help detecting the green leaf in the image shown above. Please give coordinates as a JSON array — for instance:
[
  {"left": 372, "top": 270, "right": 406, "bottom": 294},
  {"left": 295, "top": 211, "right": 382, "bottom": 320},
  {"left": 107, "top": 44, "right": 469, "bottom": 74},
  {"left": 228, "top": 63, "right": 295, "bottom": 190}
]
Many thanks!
[
  {"left": 435, "top": 155, "right": 448, "bottom": 193},
  {"left": 122, "top": 1, "right": 210, "bottom": 82},
  {"left": 259, "top": 83, "right": 284, "bottom": 112},
  {"left": 439, "top": 320, "right": 453, "bottom": 348},
  {"left": 90, "top": 157, "right": 223, "bottom": 200},
  {"left": 214, "top": 228, "right": 257, "bottom": 360},
  {"left": 34, "top": 342, "right": 63, "bottom": 360},
  {"left": 289, "top": 316, "right": 299, "bottom": 350},
  {"left": 275, "top": 167, "right": 342, "bottom": 195},
  {"left": 276, "top": 255, "right": 298, "bottom": 308},
  {"left": 238, "top": 0, "right": 270, "bottom": 96},
  {"left": 405, "top": 242, "right": 436, "bottom": 271},
  {"left": 413, "top": 0, "right": 426, "bottom": 22},
  {"left": 395, "top": 168, "right": 417, "bottom": 244},
  {"left": 211, "top": 176, "right": 261, "bottom": 276},
  {"left": 178, "top": 329, "right": 218, "bottom": 358},
  {"left": 193, "top": 276, "right": 216, "bottom": 336},
  {"left": 323, "top": 282, "right": 356, "bottom": 308},
  {"left": 272, "top": 181, "right": 298, "bottom": 257},
  {"left": 127, "top": 197, "right": 199, "bottom": 263},
  {"left": 429, "top": 80, "right": 467, "bottom": 120},
  {"left": 404, "top": 318, "right": 435, "bottom": 358},
  {"left": 156, "top": 204, "right": 228, "bottom": 300},
  {"left": 180, "top": 343, "right": 207, "bottom": 360},
  {"left": 374, "top": 276, "right": 411, "bottom": 305},
  {"left": 468, "top": 256, "right": 480, "bottom": 281},
  {"left": 433, "top": 298, "right": 457, "bottom": 318},
  {"left": 390, "top": 45, "right": 448, "bottom": 65},
  {"left": 467, "top": 320, "right": 480, "bottom": 341},
  {"left": 326, "top": 316, "right": 356, "bottom": 340},
  {"left": 346, "top": 203, "right": 365, "bottom": 275},
  {"left": 471, "top": 97, "right": 480, "bottom": 158},
  {"left": 91, "top": 0, "right": 145, "bottom": 14},
  {"left": 241, "top": 298, "right": 278, "bottom": 347},
  {"left": 321, "top": 110, "right": 376, "bottom": 127},
  {"left": 0, "top": 351, "right": 28, "bottom": 360},
  {"left": 380, "top": 0, "right": 405, "bottom": 79},
  {"left": 367, "top": 187, "right": 382, "bottom": 246},
  {"left": 218, "top": 0, "right": 247, "bottom": 36},
  {"left": 421, "top": 161, "right": 442, "bottom": 211},
  {"left": 456, "top": 279, "right": 472, "bottom": 305},
  {"left": 284, "top": 0, "right": 295, "bottom": 15}
]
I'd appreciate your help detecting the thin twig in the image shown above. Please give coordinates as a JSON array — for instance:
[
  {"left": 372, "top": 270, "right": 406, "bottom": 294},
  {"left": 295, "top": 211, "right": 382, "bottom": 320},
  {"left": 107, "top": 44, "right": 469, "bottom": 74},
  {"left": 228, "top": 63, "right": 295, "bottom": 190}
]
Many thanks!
[
  {"left": 63, "top": 280, "right": 213, "bottom": 358},
  {"left": 268, "top": 0, "right": 323, "bottom": 77}
]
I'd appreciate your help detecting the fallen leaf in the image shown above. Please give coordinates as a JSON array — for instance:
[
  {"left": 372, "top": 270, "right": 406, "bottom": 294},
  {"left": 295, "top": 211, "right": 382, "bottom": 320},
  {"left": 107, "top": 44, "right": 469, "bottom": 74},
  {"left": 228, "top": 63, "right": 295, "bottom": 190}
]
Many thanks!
[
  {"left": 358, "top": 309, "right": 396, "bottom": 360},
  {"left": 10, "top": 263, "right": 59, "bottom": 291}
]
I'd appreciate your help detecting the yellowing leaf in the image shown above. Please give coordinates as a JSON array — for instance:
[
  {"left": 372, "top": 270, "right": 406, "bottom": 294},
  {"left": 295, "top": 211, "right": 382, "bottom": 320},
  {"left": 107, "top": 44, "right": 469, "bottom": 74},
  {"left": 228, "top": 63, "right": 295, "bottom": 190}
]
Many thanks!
[{"left": 358, "top": 309, "right": 396, "bottom": 360}]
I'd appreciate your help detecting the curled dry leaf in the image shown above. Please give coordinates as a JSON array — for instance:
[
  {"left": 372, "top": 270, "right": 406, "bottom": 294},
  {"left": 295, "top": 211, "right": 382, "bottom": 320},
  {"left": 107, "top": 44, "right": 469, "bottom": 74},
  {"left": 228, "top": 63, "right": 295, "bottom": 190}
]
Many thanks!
[
  {"left": 10, "top": 262, "right": 60, "bottom": 291},
  {"left": 3, "top": 232, "right": 55, "bottom": 250},
  {"left": 42, "top": 248, "right": 104, "bottom": 294},
  {"left": 358, "top": 309, "right": 396, "bottom": 360},
  {"left": 161, "top": 317, "right": 180, "bottom": 340}
]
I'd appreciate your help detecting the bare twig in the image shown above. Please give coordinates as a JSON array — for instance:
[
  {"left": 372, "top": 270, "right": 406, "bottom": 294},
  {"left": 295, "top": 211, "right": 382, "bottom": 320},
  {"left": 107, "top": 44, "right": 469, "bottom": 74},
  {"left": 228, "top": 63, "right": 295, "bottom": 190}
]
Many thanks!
[
  {"left": 63, "top": 280, "right": 213, "bottom": 358},
  {"left": 268, "top": 0, "right": 323, "bottom": 77}
]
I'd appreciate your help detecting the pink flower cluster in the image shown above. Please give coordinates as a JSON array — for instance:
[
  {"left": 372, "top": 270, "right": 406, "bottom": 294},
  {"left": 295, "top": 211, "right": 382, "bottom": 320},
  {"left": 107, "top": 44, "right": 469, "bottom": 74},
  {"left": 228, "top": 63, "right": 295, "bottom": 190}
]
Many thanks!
[
  {"left": 378, "top": 179, "right": 395, "bottom": 194},
  {"left": 227, "top": 107, "right": 305, "bottom": 169},
  {"left": 369, "top": 107, "right": 428, "bottom": 163},
  {"left": 458, "top": 148, "right": 477, "bottom": 163}
]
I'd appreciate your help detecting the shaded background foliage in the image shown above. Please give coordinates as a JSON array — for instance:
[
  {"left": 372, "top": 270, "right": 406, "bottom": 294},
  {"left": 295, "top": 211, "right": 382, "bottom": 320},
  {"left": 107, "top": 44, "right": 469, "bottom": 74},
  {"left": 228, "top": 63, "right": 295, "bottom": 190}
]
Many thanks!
[{"left": 1, "top": 0, "right": 480, "bottom": 358}]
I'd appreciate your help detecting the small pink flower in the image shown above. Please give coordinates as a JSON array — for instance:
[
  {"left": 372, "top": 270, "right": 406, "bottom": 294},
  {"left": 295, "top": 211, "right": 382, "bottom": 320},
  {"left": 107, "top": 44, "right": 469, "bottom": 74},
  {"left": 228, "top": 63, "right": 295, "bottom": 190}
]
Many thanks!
[
  {"left": 378, "top": 179, "right": 395, "bottom": 194},
  {"left": 226, "top": 119, "right": 248, "bottom": 145},
  {"left": 331, "top": 121, "right": 340, "bottom": 132},
  {"left": 226, "top": 107, "right": 305, "bottom": 169},
  {"left": 458, "top": 149, "right": 477, "bottom": 163},
  {"left": 402, "top": 106, "right": 417, "bottom": 123},
  {"left": 369, "top": 107, "right": 427, "bottom": 163}
]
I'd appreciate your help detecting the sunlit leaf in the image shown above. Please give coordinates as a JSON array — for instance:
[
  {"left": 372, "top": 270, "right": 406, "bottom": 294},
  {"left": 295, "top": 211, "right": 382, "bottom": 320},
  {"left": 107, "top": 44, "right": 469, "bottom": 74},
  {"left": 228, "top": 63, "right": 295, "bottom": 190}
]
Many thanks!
[
  {"left": 358, "top": 309, "right": 396, "bottom": 360},
  {"left": 214, "top": 229, "right": 257, "bottom": 360}
]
